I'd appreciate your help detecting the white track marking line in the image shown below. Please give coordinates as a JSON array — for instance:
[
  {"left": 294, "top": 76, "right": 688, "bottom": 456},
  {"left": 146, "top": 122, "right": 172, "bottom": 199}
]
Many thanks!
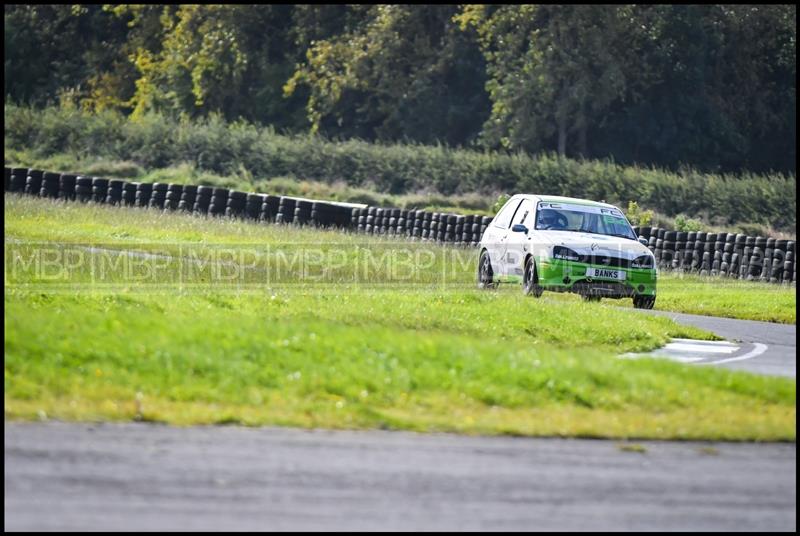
[
  {"left": 699, "top": 343, "right": 769, "bottom": 366},
  {"left": 669, "top": 338, "right": 739, "bottom": 347},
  {"left": 618, "top": 338, "right": 770, "bottom": 368},
  {"left": 661, "top": 342, "right": 738, "bottom": 354},
  {"left": 670, "top": 356, "right": 706, "bottom": 363}
]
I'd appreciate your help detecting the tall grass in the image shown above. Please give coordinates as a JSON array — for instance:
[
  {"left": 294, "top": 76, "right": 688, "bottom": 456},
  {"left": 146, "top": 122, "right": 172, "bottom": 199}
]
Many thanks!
[{"left": 5, "top": 103, "right": 796, "bottom": 230}]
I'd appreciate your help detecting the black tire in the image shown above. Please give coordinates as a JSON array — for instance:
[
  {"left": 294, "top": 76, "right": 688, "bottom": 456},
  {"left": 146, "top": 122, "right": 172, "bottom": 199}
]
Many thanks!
[
  {"left": 633, "top": 295, "right": 656, "bottom": 309},
  {"left": 523, "top": 256, "right": 543, "bottom": 297},
  {"left": 581, "top": 295, "right": 601, "bottom": 303},
  {"left": 477, "top": 250, "right": 497, "bottom": 289}
]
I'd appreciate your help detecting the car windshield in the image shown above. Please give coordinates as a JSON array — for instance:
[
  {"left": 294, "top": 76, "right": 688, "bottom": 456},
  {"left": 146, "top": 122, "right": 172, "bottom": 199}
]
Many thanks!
[{"left": 534, "top": 201, "right": 636, "bottom": 240}]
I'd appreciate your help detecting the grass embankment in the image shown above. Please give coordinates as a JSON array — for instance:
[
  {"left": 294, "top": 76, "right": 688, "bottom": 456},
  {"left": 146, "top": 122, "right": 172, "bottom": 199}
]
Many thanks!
[{"left": 4, "top": 196, "right": 797, "bottom": 440}]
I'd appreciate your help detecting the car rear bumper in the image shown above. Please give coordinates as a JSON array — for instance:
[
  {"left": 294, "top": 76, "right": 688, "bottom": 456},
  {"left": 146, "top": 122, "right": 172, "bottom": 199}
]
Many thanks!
[{"left": 537, "top": 259, "right": 657, "bottom": 298}]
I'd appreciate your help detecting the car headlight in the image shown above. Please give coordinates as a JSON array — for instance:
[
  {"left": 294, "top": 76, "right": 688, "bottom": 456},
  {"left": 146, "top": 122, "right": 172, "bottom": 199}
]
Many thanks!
[
  {"left": 553, "top": 246, "right": 581, "bottom": 262},
  {"left": 631, "top": 254, "right": 654, "bottom": 269}
]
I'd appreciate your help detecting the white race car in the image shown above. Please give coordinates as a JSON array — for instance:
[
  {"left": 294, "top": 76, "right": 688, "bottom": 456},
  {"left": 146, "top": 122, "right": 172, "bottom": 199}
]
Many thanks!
[{"left": 478, "top": 194, "right": 657, "bottom": 308}]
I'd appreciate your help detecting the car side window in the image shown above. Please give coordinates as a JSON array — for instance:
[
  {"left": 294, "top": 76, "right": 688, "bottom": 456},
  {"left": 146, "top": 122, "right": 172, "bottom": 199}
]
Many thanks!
[
  {"left": 512, "top": 200, "right": 534, "bottom": 227},
  {"left": 493, "top": 199, "right": 522, "bottom": 229},
  {"left": 523, "top": 203, "right": 537, "bottom": 228}
]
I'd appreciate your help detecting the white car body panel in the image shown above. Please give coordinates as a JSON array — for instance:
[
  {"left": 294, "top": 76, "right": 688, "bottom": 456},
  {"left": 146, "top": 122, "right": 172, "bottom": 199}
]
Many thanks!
[{"left": 480, "top": 194, "right": 654, "bottom": 278}]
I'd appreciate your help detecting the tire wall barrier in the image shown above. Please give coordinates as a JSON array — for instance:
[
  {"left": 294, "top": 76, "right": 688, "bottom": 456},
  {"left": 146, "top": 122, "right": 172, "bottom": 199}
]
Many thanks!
[{"left": 4, "top": 166, "right": 795, "bottom": 285}]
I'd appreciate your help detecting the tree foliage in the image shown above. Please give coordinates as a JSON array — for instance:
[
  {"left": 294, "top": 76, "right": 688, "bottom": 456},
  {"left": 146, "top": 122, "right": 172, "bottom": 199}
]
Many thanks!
[
  {"left": 284, "top": 5, "right": 489, "bottom": 145},
  {"left": 3, "top": 4, "right": 796, "bottom": 174}
]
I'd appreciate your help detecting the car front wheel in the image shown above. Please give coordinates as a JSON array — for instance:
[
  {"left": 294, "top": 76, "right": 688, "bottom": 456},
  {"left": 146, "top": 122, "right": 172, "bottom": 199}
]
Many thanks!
[
  {"left": 478, "top": 250, "right": 497, "bottom": 289},
  {"left": 523, "top": 256, "right": 543, "bottom": 297}
]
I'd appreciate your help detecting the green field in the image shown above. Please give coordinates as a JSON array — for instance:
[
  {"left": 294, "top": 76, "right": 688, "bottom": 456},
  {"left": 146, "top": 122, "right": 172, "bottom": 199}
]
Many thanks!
[{"left": 4, "top": 195, "right": 797, "bottom": 440}]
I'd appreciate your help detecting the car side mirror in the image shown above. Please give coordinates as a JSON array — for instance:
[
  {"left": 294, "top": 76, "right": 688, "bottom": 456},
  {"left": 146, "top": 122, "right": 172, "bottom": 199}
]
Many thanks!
[
  {"left": 638, "top": 236, "right": 649, "bottom": 246},
  {"left": 512, "top": 224, "right": 528, "bottom": 234}
]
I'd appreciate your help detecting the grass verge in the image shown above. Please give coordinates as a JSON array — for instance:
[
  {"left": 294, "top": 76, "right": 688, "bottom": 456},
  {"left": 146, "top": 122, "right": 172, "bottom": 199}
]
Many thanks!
[
  {"left": 4, "top": 195, "right": 797, "bottom": 440},
  {"left": 5, "top": 195, "right": 796, "bottom": 324}
]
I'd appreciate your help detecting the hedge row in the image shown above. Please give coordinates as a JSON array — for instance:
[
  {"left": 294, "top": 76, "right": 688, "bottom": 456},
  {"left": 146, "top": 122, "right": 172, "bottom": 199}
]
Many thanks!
[
  {"left": 4, "top": 104, "right": 796, "bottom": 230},
  {"left": 6, "top": 166, "right": 795, "bottom": 285}
]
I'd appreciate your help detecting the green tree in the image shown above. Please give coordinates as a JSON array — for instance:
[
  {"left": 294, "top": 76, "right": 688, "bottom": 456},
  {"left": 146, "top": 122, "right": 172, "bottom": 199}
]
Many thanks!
[
  {"left": 4, "top": 5, "right": 130, "bottom": 106},
  {"left": 457, "top": 5, "right": 641, "bottom": 158},
  {"left": 3, "top": 4, "right": 795, "bottom": 174},
  {"left": 102, "top": 5, "right": 305, "bottom": 128},
  {"left": 285, "top": 5, "right": 489, "bottom": 145}
]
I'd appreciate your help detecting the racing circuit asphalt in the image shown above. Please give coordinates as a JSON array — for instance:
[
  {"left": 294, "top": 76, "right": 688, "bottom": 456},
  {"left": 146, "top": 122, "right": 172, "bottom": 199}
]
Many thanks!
[
  {"left": 635, "top": 309, "right": 796, "bottom": 378},
  {"left": 4, "top": 422, "right": 796, "bottom": 532}
]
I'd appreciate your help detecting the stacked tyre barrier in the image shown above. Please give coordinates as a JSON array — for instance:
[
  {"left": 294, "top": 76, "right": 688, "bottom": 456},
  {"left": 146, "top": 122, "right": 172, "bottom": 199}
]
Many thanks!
[
  {"left": 5, "top": 165, "right": 795, "bottom": 285},
  {"left": 121, "top": 182, "right": 137, "bottom": 206},
  {"left": 634, "top": 224, "right": 795, "bottom": 285},
  {"left": 92, "top": 178, "right": 109, "bottom": 203},
  {"left": 135, "top": 182, "right": 152, "bottom": 207},
  {"left": 260, "top": 195, "right": 280, "bottom": 222},
  {"left": 40, "top": 172, "right": 60, "bottom": 198},
  {"left": 244, "top": 193, "right": 263, "bottom": 220},
  {"left": 294, "top": 200, "right": 313, "bottom": 225},
  {"left": 9, "top": 168, "right": 27, "bottom": 192},
  {"left": 193, "top": 186, "right": 213, "bottom": 214},
  {"left": 275, "top": 196, "right": 295, "bottom": 224},
  {"left": 164, "top": 184, "right": 183, "bottom": 210},
  {"left": 178, "top": 184, "right": 197, "bottom": 212},
  {"left": 226, "top": 190, "right": 247, "bottom": 218},
  {"left": 75, "top": 176, "right": 93, "bottom": 202},
  {"left": 24, "top": 169, "right": 43, "bottom": 196},
  {"left": 148, "top": 183, "right": 168, "bottom": 209},
  {"left": 105, "top": 179, "right": 124, "bottom": 205},
  {"left": 209, "top": 188, "right": 229, "bottom": 216},
  {"left": 59, "top": 174, "right": 77, "bottom": 201}
]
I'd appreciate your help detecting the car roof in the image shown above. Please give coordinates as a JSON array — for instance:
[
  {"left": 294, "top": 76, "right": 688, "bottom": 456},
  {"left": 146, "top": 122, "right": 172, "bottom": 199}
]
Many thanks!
[{"left": 512, "top": 194, "right": 619, "bottom": 210}]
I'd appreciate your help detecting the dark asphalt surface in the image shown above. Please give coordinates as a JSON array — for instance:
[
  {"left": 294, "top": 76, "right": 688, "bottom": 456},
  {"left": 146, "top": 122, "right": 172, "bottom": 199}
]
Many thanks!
[
  {"left": 635, "top": 310, "right": 796, "bottom": 378},
  {"left": 4, "top": 422, "right": 796, "bottom": 531}
]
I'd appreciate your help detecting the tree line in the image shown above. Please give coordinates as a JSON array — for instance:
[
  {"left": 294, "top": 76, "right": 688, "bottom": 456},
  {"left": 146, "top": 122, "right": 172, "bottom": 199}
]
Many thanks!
[{"left": 4, "top": 4, "right": 796, "bottom": 175}]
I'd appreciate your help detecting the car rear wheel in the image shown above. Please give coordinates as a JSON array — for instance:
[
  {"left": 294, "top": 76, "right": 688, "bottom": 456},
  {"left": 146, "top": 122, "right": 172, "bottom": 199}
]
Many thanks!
[
  {"left": 523, "top": 256, "right": 543, "bottom": 297},
  {"left": 477, "top": 250, "right": 497, "bottom": 289},
  {"left": 633, "top": 295, "right": 656, "bottom": 309},
  {"left": 581, "top": 295, "right": 601, "bottom": 303}
]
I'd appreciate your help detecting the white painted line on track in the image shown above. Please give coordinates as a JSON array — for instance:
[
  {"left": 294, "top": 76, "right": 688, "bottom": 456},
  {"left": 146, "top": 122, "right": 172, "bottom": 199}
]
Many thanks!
[
  {"left": 700, "top": 343, "right": 769, "bottom": 366},
  {"left": 670, "top": 356, "right": 706, "bottom": 363},
  {"left": 619, "top": 338, "right": 771, "bottom": 370},
  {"left": 669, "top": 338, "right": 739, "bottom": 347},
  {"left": 662, "top": 342, "right": 738, "bottom": 354}
]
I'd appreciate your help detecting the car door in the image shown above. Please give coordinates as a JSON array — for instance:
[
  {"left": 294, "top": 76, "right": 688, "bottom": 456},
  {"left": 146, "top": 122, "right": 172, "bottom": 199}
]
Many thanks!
[
  {"left": 483, "top": 197, "right": 522, "bottom": 275},
  {"left": 501, "top": 199, "right": 535, "bottom": 278}
]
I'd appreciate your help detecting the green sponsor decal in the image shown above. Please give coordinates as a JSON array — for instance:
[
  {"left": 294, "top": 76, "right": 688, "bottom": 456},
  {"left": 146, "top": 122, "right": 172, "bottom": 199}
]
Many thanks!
[{"left": 603, "top": 215, "right": 626, "bottom": 224}]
